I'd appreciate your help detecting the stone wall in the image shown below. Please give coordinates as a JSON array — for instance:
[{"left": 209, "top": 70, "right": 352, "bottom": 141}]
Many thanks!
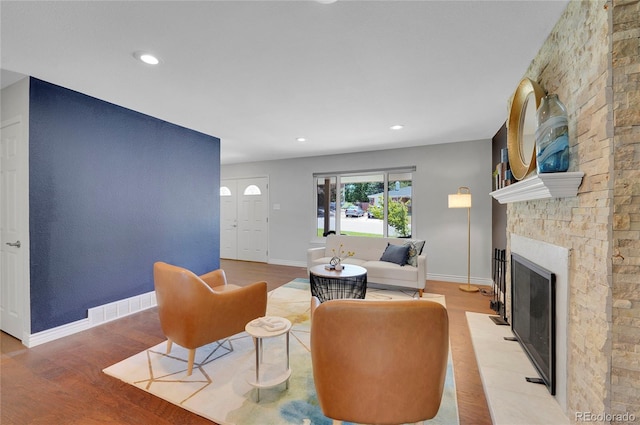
[
  {"left": 611, "top": 0, "right": 640, "bottom": 419},
  {"left": 505, "top": 0, "right": 639, "bottom": 421}
]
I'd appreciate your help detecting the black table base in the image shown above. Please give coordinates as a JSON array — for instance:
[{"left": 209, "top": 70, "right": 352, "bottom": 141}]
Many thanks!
[{"left": 309, "top": 272, "right": 367, "bottom": 303}]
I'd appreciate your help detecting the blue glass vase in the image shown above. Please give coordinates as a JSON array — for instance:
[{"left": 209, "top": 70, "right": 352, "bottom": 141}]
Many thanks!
[{"left": 535, "top": 94, "right": 569, "bottom": 173}]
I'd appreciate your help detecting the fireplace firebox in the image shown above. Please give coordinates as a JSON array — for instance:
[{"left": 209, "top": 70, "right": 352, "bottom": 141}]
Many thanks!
[{"left": 510, "top": 253, "right": 556, "bottom": 395}]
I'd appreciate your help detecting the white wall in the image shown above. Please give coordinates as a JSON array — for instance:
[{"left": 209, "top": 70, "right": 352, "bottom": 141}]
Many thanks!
[
  {"left": 222, "top": 139, "right": 493, "bottom": 284},
  {"left": 1, "top": 76, "right": 29, "bottom": 120}
]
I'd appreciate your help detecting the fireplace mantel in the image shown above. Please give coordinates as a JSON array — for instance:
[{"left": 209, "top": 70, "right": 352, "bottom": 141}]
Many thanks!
[{"left": 490, "top": 172, "right": 584, "bottom": 204}]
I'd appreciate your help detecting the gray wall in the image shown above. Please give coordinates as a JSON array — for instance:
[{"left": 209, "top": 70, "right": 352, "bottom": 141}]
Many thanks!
[{"left": 222, "top": 139, "right": 493, "bottom": 284}]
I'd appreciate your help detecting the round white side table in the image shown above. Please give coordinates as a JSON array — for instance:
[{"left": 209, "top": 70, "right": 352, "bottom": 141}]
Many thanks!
[{"left": 244, "top": 316, "right": 292, "bottom": 402}]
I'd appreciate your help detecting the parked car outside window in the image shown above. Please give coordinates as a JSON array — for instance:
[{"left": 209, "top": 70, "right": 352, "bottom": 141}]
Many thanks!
[{"left": 345, "top": 206, "right": 364, "bottom": 217}]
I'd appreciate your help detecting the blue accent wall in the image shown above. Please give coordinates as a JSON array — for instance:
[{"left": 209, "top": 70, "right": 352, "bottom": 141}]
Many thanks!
[{"left": 29, "top": 78, "right": 220, "bottom": 333}]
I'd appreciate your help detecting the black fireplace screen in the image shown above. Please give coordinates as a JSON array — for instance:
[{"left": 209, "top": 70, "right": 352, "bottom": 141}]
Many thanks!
[{"left": 511, "top": 253, "right": 556, "bottom": 395}]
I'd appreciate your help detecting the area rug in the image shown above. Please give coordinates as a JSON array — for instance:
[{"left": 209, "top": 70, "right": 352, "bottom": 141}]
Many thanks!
[{"left": 103, "top": 279, "right": 459, "bottom": 424}]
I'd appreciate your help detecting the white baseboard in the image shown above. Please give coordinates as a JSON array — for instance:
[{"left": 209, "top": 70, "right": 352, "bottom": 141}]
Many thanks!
[
  {"left": 20, "top": 273, "right": 490, "bottom": 348},
  {"left": 268, "top": 258, "right": 307, "bottom": 268},
  {"left": 427, "top": 273, "right": 492, "bottom": 286},
  {"left": 232, "top": 257, "right": 495, "bottom": 287},
  {"left": 25, "top": 318, "right": 91, "bottom": 348},
  {"left": 25, "top": 291, "right": 157, "bottom": 348},
  {"left": 265, "top": 261, "right": 493, "bottom": 286}
]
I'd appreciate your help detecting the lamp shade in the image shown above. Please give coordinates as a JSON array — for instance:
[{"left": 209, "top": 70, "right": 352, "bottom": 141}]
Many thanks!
[{"left": 448, "top": 187, "right": 472, "bottom": 208}]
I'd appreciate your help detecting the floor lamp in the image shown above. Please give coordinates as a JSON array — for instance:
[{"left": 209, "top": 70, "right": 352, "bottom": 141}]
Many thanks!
[{"left": 448, "top": 187, "right": 478, "bottom": 293}]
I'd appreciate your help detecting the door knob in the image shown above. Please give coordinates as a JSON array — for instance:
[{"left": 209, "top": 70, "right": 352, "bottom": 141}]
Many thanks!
[{"left": 5, "top": 240, "right": 20, "bottom": 248}]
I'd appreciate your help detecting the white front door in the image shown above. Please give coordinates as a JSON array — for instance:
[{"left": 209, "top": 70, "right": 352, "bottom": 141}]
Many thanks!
[
  {"left": 220, "top": 180, "right": 238, "bottom": 259},
  {"left": 220, "top": 177, "right": 269, "bottom": 262},
  {"left": 237, "top": 177, "right": 268, "bottom": 262},
  {"left": 1, "top": 117, "right": 28, "bottom": 340}
]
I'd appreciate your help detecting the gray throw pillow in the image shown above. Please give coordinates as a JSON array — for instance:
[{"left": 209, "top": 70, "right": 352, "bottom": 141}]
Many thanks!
[
  {"left": 403, "top": 240, "right": 425, "bottom": 267},
  {"left": 380, "top": 243, "right": 410, "bottom": 266}
]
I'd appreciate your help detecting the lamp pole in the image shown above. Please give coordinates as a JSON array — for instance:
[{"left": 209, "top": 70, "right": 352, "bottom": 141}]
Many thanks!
[
  {"left": 460, "top": 203, "right": 478, "bottom": 292},
  {"left": 448, "top": 186, "right": 478, "bottom": 293},
  {"left": 458, "top": 188, "right": 480, "bottom": 292}
]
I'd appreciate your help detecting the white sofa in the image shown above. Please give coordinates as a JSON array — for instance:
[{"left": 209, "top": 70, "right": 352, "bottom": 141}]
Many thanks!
[{"left": 307, "top": 234, "right": 427, "bottom": 295}]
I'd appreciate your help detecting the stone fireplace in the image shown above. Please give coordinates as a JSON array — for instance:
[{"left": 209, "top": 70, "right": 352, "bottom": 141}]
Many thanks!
[{"left": 502, "top": 0, "right": 639, "bottom": 421}]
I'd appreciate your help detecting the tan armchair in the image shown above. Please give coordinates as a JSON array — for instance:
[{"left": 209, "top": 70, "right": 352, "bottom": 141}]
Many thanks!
[
  {"left": 153, "top": 261, "right": 267, "bottom": 376},
  {"left": 311, "top": 299, "right": 449, "bottom": 425}
]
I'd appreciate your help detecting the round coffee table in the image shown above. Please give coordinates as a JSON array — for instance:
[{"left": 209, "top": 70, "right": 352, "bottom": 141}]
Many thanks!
[{"left": 309, "top": 264, "right": 368, "bottom": 303}]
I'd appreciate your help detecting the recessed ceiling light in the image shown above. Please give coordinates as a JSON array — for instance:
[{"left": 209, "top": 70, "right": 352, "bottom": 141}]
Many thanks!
[
  {"left": 316, "top": 0, "right": 338, "bottom": 4},
  {"left": 390, "top": 125, "right": 404, "bottom": 130},
  {"left": 296, "top": 137, "right": 307, "bottom": 143},
  {"left": 133, "top": 51, "right": 160, "bottom": 65}
]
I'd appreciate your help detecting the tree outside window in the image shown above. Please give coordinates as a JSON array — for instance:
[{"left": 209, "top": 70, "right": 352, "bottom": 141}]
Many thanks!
[{"left": 315, "top": 170, "right": 413, "bottom": 238}]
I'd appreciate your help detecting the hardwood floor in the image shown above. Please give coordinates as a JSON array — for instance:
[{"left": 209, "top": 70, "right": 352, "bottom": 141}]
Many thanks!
[
  {"left": 1, "top": 260, "right": 494, "bottom": 424},
  {"left": 426, "top": 280, "right": 494, "bottom": 425}
]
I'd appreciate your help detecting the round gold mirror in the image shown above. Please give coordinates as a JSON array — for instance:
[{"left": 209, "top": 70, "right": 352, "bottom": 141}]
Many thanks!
[{"left": 507, "top": 78, "right": 545, "bottom": 180}]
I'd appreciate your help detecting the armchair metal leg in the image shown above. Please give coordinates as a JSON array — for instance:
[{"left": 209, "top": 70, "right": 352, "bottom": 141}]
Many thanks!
[{"left": 187, "top": 348, "right": 196, "bottom": 376}]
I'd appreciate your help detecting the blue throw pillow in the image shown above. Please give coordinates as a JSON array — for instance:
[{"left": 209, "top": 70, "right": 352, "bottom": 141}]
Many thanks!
[{"left": 380, "top": 243, "right": 410, "bottom": 266}]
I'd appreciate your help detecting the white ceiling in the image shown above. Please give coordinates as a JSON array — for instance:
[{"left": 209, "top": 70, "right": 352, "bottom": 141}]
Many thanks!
[{"left": 1, "top": 0, "right": 568, "bottom": 164}]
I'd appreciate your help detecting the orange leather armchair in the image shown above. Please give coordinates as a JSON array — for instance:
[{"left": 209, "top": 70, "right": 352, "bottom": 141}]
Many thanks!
[
  {"left": 311, "top": 299, "right": 449, "bottom": 425},
  {"left": 153, "top": 261, "right": 267, "bottom": 376},
  {"left": 310, "top": 295, "right": 321, "bottom": 321}
]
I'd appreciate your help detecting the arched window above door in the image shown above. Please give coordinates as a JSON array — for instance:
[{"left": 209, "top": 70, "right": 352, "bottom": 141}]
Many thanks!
[
  {"left": 243, "top": 185, "right": 261, "bottom": 196},
  {"left": 220, "top": 186, "right": 232, "bottom": 196}
]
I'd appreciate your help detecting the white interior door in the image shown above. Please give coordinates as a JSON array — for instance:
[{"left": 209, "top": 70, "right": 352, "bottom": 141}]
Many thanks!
[
  {"left": 220, "top": 180, "right": 238, "bottom": 259},
  {"left": 1, "top": 117, "right": 27, "bottom": 340},
  {"left": 237, "top": 177, "right": 268, "bottom": 262}
]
